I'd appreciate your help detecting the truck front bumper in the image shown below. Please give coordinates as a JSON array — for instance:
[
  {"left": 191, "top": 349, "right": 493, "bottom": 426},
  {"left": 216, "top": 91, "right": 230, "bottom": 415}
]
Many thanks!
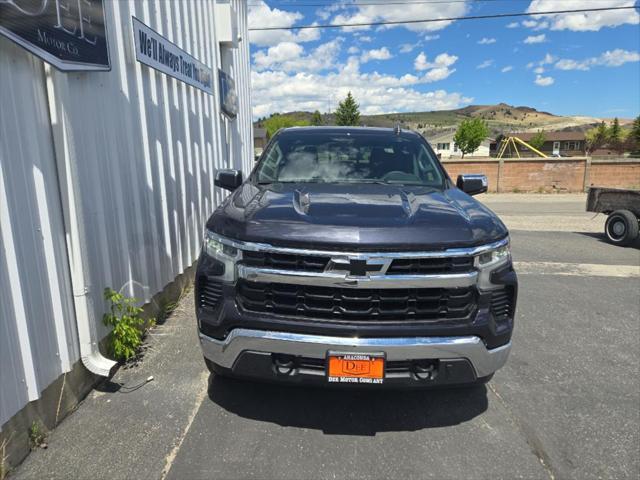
[{"left": 200, "top": 329, "right": 511, "bottom": 387}]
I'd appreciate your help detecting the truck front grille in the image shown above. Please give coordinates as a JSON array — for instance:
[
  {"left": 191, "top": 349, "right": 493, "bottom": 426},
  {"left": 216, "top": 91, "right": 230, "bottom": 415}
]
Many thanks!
[
  {"left": 387, "top": 257, "right": 474, "bottom": 275},
  {"left": 241, "top": 251, "right": 330, "bottom": 272},
  {"left": 237, "top": 280, "right": 477, "bottom": 322}
]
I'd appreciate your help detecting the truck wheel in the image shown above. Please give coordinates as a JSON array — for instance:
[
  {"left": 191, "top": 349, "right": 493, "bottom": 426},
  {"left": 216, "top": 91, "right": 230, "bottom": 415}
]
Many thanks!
[{"left": 605, "top": 210, "right": 639, "bottom": 246}]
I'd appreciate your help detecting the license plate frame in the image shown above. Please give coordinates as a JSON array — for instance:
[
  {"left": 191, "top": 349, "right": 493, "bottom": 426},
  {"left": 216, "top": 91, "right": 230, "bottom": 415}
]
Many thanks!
[{"left": 326, "top": 351, "right": 385, "bottom": 384}]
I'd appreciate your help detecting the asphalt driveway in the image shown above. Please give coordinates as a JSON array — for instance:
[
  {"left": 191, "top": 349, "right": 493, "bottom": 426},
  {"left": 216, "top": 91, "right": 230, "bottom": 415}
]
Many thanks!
[{"left": 13, "top": 194, "right": 640, "bottom": 480}]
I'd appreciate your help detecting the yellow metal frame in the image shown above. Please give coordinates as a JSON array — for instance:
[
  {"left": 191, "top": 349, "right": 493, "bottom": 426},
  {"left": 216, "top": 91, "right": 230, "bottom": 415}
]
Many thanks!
[{"left": 497, "top": 136, "right": 547, "bottom": 159}]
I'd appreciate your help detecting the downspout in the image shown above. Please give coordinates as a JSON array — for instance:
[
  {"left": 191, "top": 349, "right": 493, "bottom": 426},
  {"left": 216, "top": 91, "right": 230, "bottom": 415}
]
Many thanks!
[{"left": 42, "top": 64, "right": 116, "bottom": 376}]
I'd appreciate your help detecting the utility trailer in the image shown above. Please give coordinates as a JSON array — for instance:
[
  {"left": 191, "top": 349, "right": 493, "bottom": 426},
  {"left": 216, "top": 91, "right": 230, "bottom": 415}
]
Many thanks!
[{"left": 587, "top": 187, "right": 640, "bottom": 246}]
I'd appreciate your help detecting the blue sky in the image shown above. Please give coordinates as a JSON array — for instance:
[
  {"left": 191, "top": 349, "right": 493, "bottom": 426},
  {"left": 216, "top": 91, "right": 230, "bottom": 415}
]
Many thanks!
[{"left": 247, "top": 0, "right": 640, "bottom": 119}]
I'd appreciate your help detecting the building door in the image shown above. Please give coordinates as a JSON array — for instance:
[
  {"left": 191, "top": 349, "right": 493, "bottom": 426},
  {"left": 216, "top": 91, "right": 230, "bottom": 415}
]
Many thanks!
[{"left": 553, "top": 142, "right": 560, "bottom": 156}]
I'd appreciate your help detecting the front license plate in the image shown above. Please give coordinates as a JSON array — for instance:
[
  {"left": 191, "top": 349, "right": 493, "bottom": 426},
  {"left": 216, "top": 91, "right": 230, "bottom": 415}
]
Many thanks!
[{"left": 327, "top": 353, "right": 385, "bottom": 384}]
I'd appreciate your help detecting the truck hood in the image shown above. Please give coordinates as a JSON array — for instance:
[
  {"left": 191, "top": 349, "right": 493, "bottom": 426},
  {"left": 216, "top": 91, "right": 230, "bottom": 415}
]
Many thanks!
[{"left": 207, "top": 183, "right": 507, "bottom": 250}]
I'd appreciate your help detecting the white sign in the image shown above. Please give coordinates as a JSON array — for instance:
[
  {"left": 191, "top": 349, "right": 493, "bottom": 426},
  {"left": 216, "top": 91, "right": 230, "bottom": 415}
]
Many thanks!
[{"left": 132, "top": 17, "right": 213, "bottom": 94}]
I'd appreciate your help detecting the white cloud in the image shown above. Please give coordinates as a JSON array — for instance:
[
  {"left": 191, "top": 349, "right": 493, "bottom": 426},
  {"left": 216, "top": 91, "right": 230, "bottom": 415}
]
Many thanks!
[
  {"left": 554, "top": 49, "right": 640, "bottom": 70},
  {"left": 361, "top": 47, "right": 393, "bottom": 63},
  {"left": 522, "top": 20, "right": 539, "bottom": 28},
  {"left": 476, "top": 59, "right": 494, "bottom": 69},
  {"left": 253, "top": 39, "right": 342, "bottom": 73},
  {"left": 533, "top": 66, "right": 545, "bottom": 74},
  {"left": 423, "top": 34, "right": 440, "bottom": 41},
  {"left": 526, "top": 0, "right": 639, "bottom": 32},
  {"left": 251, "top": 64, "right": 472, "bottom": 119},
  {"left": 478, "top": 37, "right": 497, "bottom": 45},
  {"left": 535, "top": 74, "right": 554, "bottom": 86},
  {"left": 400, "top": 43, "right": 418, "bottom": 54},
  {"left": 506, "top": 22, "right": 519, "bottom": 28},
  {"left": 524, "top": 34, "right": 547, "bottom": 44},
  {"left": 357, "top": 35, "right": 373, "bottom": 42},
  {"left": 248, "top": 1, "right": 320, "bottom": 47},
  {"left": 330, "top": 2, "right": 468, "bottom": 33},
  {"left": 501, "top": 66, "right": 513, "bottom": 73},
  {"left": 348, "top": 46, "right": 360, "bottom": 54},
  {"left": 414, "top": 52, "right": 458, "bottom": 71}
]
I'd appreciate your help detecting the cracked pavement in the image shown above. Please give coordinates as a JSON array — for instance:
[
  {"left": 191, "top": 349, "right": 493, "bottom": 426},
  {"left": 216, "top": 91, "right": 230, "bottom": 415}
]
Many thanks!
[{"left": 12, "top": 194, "right": 640, "bottom": 480}]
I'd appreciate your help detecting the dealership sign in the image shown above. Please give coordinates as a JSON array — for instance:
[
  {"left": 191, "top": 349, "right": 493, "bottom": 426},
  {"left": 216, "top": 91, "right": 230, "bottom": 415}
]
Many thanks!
[
  {"left": 0, "top": 0, "right": 110, "bottom": 71},
  {"left": 132, "top": 17, "right": 213, "bottom": 95}
]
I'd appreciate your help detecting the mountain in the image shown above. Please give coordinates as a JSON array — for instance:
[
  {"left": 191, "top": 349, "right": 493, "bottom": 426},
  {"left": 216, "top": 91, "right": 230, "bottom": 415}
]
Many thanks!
[{"left": 257, "top": 104, "right": 611, "bottom": 137}]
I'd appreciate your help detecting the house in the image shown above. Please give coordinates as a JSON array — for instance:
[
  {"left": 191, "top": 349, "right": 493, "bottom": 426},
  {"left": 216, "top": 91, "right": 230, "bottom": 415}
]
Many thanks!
[
  {"left": 254, "top": 127, "right": 268, "bottom": 156},
  {"left": 428, "top": 130, "right": 492, "bottom": 158},
  {"left": 492, "top": 131, "right": 587, "bottom": 157}
]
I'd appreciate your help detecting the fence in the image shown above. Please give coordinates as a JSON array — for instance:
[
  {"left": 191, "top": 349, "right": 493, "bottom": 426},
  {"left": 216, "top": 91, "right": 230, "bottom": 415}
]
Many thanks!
[{"left": 442, "top": 157, "right": 640, "bottom": 193}]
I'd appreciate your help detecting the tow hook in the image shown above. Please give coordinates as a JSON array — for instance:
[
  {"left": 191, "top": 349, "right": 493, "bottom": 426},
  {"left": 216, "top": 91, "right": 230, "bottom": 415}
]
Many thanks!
[
  {"left": 273, "top": 354, "right": 296, "bottom": 375},
  {"left": 413, "top": 360, "right": 439, "bottom": 381}
]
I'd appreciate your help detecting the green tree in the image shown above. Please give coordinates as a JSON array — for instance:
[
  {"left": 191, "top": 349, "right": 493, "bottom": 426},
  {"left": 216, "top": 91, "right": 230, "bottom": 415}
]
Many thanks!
[
  {"left": 311, "top": 110, "right": 323, "bottom": 126},
  {"left": 586, "top": 121, "right": 609, "bottom": 152},
  {"left": 630, "top": 115, "right": 640, "bottom": 153},
  {"left": 528, "top": 130, "right": 546, "bottom": 151},
  {"left": 453, "top": 118, "right": 489, "bottom": 158},
  {"left": 608, "top": 117, "right": 624, "bottom": 152},
  {"left": 334, "top": 92, "right": 361, "bottom": 126},
  {"left": 263, "top": 114, "right": 310, "bottom": 138}
]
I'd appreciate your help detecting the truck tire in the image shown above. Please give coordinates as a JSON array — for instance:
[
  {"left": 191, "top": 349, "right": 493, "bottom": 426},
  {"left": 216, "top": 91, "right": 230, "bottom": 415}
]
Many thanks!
[{"left": 605, "top": 210, "right": 639, "bottom": 246}]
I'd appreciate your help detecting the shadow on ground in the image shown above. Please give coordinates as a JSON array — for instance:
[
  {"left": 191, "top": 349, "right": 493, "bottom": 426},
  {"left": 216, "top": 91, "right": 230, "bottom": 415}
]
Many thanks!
[
  {"left": 575, "top": 231, "right": 640, "bottom": 249},
  {"left": 207, "top": 374, "right": 488, "bottom": 436}
]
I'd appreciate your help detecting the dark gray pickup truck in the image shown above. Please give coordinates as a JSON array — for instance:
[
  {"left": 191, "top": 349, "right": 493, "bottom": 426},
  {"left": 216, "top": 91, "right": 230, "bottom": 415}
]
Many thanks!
[{"left": 195, "top": 127, "right": 517, "bottom": 387}]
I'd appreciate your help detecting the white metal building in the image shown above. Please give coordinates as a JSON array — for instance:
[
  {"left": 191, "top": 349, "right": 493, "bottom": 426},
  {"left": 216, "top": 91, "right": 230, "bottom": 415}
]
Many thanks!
[{"left": 0, "top": 0, "right": 253, "bottom": 453}]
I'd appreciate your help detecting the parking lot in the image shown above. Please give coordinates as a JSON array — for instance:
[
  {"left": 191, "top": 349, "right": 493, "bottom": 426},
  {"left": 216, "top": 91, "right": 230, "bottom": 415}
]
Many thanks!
[{"left": 13, "top": 194, "right": 640, "bottom": 480}]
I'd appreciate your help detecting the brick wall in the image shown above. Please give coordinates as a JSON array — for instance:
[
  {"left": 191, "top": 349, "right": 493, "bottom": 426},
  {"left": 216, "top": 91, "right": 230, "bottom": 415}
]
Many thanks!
[
  {"left": 443, "top": 161, "right": 499, "bottom": 192},
  {"left": 442, "top": 157, "right": 640, "bottom": 193},
  {"left": 501, "top": 159, "right": 585, "bottom": 192},
  {"left": 589, "top": 161, "right": 640, "bottom": 190}
]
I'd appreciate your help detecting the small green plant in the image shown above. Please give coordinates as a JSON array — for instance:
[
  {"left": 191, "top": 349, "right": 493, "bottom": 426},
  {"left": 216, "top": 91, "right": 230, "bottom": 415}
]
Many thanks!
[
  {"left": 28, "top": 422, "right": 46, "bottom": 449},
  {"left": 103, "top": 288, "right": 152, "bottom": 361}
]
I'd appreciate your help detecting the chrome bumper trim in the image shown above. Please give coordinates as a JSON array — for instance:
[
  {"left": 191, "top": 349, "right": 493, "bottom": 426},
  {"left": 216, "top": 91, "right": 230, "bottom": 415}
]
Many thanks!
[
  {"left": 238, "top": 265, "right": 478, "bottom": 288},
  {"left": 213, "top": 233, "right": 509, "bottom": 260},
  {"left": 199, "top": 329, "right": 511, "bottom": 378}
]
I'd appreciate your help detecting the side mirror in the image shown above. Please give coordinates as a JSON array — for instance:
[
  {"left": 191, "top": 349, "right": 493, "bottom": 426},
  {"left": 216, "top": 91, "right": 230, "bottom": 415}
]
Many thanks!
[
  {"left": 456, "top": 174, "right": 488, "bottom": 196},
  {"left": 215, "top": 169, "right": 243, "bottom": 191}
]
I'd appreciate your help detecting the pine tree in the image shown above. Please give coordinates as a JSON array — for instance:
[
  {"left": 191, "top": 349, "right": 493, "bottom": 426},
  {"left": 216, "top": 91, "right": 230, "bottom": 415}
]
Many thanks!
[
  {"left": 630, "top": 115, "right": 640, "bottom": 154},
  {"left": 609, "top": 117, "right": 623, "bottom": 152},
  {"left": 334, "top": 92, "right": 361, "bottom": 126}
]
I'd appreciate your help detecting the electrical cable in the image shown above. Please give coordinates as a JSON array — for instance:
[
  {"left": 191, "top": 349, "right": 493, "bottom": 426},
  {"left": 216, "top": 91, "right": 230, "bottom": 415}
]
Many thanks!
[{"left": 248, "top": 5, "right": 638, "bottom": 31}]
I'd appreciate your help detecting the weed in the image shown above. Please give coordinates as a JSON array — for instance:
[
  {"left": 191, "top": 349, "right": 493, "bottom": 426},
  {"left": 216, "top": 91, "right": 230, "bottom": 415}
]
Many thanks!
[
  {"left": 103, "top": 288, "right": 153, "bottom": 362},
  {"left": 28, "top": 422, "right": 46, "bottom": 450},
  {"left": 0, "top": 435, "right": 9, "bottom": 480}
]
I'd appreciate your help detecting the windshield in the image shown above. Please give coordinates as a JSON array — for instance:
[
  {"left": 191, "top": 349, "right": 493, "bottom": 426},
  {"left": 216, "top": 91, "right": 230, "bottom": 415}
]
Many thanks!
[{"left": 254, "top": 131, "right": 446, "bottom": 188}]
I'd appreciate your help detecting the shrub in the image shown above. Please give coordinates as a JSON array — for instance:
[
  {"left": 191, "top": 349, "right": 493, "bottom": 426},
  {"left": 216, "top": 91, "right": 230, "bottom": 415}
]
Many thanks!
[{"left": 103, "top": 288, "right": 152, "bottom": 361}]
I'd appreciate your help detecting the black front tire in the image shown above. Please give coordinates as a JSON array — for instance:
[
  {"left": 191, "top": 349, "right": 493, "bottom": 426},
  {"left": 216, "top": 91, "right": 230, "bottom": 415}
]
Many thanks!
[{"left": 605, "top": 210, "right": 639, "bottom": 246}]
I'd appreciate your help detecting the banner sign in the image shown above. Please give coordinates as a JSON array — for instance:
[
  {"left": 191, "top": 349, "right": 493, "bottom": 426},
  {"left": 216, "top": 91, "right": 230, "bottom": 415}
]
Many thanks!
[
  {"left": 0, "top": 0, "right": 110, "bottom": 71},
  {"left": 218, "top": 69, "right": 238, "bottom": 118},
  {"left": 132, "top": 17, "right": 213, "bottom": 95}
]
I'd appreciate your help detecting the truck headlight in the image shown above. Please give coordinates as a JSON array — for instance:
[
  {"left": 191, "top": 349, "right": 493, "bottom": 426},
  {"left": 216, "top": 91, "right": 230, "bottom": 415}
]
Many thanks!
[
  {"left": 203, "top": 231, "right": 240, "bottom": 281},
  {"left": 476, "top": 242, "right": 510, "bottom": 267},
  {"left": 476, "top": 239, "right": 511, "bottom": 289}
]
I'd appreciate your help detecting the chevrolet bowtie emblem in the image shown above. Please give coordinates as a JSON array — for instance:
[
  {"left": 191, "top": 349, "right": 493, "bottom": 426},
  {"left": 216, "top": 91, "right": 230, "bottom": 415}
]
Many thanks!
[
  {"left": 347, "top": 259, "right": 382, "bottom": 276},
  {"left": 328, "top": 258, "right": 385, "bottom": 277}
]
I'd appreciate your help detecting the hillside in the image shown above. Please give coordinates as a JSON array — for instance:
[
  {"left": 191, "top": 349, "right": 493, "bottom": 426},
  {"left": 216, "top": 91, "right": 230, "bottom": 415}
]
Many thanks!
[{"left": 258, "top": 104, "right": 609, "bottom": 137}]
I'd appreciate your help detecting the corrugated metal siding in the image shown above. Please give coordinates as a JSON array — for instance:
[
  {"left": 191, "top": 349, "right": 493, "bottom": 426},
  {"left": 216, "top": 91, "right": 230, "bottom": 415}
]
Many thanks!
[
  {"left": 0, "top": 0, "right": 252, "bottom": 427},
  {"left": 0, "top": 41, "right": 80, "bottom": 425}
]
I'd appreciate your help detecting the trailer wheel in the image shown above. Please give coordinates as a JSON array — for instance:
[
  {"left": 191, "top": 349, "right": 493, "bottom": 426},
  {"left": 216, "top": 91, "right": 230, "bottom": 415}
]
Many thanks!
[{"left": 605, "top": 210, "right": 639, "bottom": 246}]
